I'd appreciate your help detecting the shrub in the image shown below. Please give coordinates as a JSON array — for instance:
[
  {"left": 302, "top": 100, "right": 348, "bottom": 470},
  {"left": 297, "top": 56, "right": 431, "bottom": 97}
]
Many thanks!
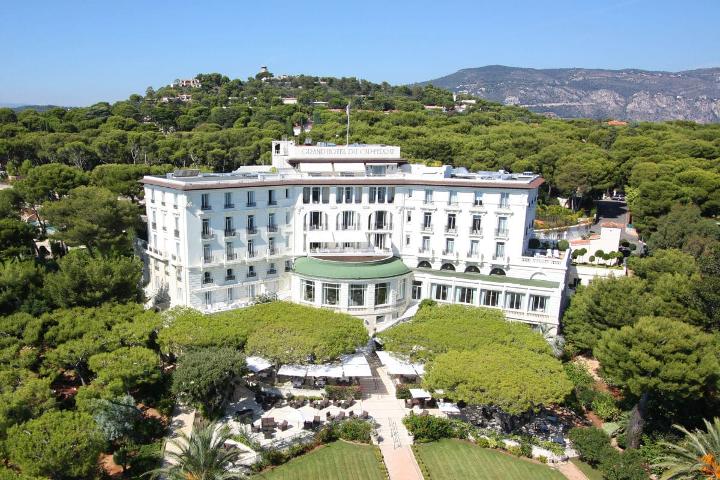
[
  {"left": 557, "top": 239, "right": 570, "bottom": 251},
  {"left": 403, "top": 413, "right": 469, "bottom": 442},
  {"left": 507, "top": 445, "right": 523, "bottom": 456},
  {"left": 262, "top": 449, "right": 287, "bottom": 466},
  {"left": 599, "top": 449, "right": 648, "bottom": 480},
  {"left": 591, "top": 391, "right": 620, "bottom": 421},
  {"left": 418, "top": 299, "right": 437, "bottom": 309},
  {"left": 568, "top": 426, "right": 614, "bottom": 467},
  {"left": 336, "top": 419, "right": 373, "bottom": 443},
  {"left": 538, "top": 455, "right": 548, "bottom": 464},
  {"left": 324, "top": 385, "right": 361, "bottom": 400},
  {"left": 519, "top": 441, "right": 533, "bottom": 458},
  {"left": 475, "top": 436, "right": 491, "bottom": 448},
  {"left": 315, "top": 424, "right": 338, "bottom": 444}
]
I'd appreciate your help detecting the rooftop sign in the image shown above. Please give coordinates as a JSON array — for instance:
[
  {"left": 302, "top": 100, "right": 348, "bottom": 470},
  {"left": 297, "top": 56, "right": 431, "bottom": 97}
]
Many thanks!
[{"left": 288, "top": 145, "right": 401, "bottom": 160}]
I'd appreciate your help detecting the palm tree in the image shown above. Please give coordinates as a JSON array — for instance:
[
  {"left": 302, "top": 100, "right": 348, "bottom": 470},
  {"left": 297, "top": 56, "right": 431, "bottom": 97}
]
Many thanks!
[
  {"left": 654, "top": 417, "right": 720, "bottom": 480},
  {"left": 146, "top": 421, "right": 243, "bottom": 480}
]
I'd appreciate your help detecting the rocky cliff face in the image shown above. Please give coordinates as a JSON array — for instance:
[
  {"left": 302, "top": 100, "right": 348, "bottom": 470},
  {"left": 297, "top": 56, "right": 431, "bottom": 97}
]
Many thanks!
[{"left": 421, "top": 66, "right": 720, "bottom": 122}]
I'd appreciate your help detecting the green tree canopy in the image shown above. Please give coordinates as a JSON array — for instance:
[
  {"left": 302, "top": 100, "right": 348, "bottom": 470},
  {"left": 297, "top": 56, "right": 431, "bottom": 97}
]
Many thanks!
[
  {"left": 42, "top": 185, "right": 139, "bottom": 255},
  {"left": 378, "top": 304, "right": 551, "bottom": 361},
  {"left": 43, "top": 250, "right": 142, "bottom": 308},
  {"left": 595, "top": 317, "right": 719, "bottom": 449},
  {"left": 627, "top": 249, "right": 699, "bottom": 282},
  {"left": 0, "top": 219, "right": 37, "bottom": 262},
  {"left": 171, "top": 347, "right": 245, "bottom": 417},
  {"left": 88, "top": 346, "right": 160, "bottom": 394},
  {"left": 648, "top": 204, "right": 720, "bottom": 253},
  {"left": 423, "top": 345, "right": 572, "bottom": 415},
  {"left": 6, "top": 410, "right": 104, "bottom": 478},
  {"left": 13, "top": 163, "right": 88, "bottom": 205}
]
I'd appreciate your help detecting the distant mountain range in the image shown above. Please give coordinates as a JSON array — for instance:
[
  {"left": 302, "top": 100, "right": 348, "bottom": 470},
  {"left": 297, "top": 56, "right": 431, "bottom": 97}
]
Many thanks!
[
  {"left": 0, "top": 103, "right": 67, "bottom": 112},
  {"left": 421, "top": 65, "right": 720, "bottom": 122}
]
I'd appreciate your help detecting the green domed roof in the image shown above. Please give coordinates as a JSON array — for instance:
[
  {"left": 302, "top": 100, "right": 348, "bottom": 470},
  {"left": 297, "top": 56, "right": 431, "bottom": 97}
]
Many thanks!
[{"left": 293, "top": 256, "right": 411, "bottom": 280}]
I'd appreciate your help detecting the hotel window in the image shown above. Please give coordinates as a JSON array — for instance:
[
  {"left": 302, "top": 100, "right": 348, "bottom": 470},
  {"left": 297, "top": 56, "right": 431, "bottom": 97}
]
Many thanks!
[
  {"left": 421, "top": 236, "right": 430, "bottom": 252},
  {"left": 268, "top": 213, "right": 276, "bottom": 230},
  {"left": 374, "top": 282, "right": 389, "bottom": 306},
  {"left": 412, "top": 281, "right": 423, "bottom": 300},
  {"left": 354, "top": 187, "right": 362, "bottom": 203},
  {"left": 449, "top": 191, "right": 458, "bottom": 205},
  {"left": 469, "top": 240, "right": 479, "bottom": 256},
  {"left": 432, "top": 284, "right": 449, "bottom": 301},
  {"left": 387, "top": 187, "right": 395, "bottom": 203},
  {"left": 349, "top": 284, "right": 366, "bottom": 307},
  {"left": 424, "top": 190, "right": 433, "bottom": 204},
  {"left": 203, "top": 271, "right": 212, "bottom": 284},
  {"left": 268, "top": 189, "right": 276, "bottom": 205},
  {"left": 201, "top": 193, "right": 210, "bottom": 210},
  {"left": 445, "top": 238, "right": 455, "bottom": 254},
  {"left": 406, "top": 211, "right": 412, "bottom": 223},
  {"left": 474, "top": 191, "right": 483, "bottom": 206},
  {"left": 321, "top": 187, "right": 330, "bottom": 203},
  {"left": 204, "top": 291, "right": 212, "bottom": 305},
  {"left": 336, "top": 187, "right": 345, "bottom": 204},
  {"left": 481, "top": 289, "right": 501, "bottom": 307},
  {"left": 456, "top": 287, "right": 476, "bottom": 304},
  {"left": 224, "top": 216, "right": 233, "bottom": 234},
  {"left": 247, "top": 215, "right": 256, "bottom": 232},
  {"left": 423, "top": 212, "right": 432, "bottom": 229},
  {"left": 494, "top": 242, "right": 505, "bottom": 259},
  {"left": 201, "top": 217, "right": 211, "bottom": 236},
  {"left": 529, "top": 295, "right": 549, "bottom": 313},
  {"left": 247, "top": 239, "right": 255, "bottom": 257},
  {"left": 246, "top": 191, "right": 255, "bottom": 207},
  {"left": 500, "top": 192, "right": 510, "bottom": 208},
  {"left": 227, "top": 288, "right": 234, "bottom": 302},
  {"left": 248, "top": 284, "right": 256, "bottom": 298},
  {"left": 369, "top": 187, "right": 377, "bottom": 203},
  {"left": 224, "top": 192, "right": 233, "bottom": 208},
  {"left": 471, "top": 215, "right": 482, "bottom": 233},
  {"left": 285, "top": 188, "right": 289, "bottom": 198},
  {"left": 446, "top": 213, "right": 456, "bottom": 232},
  {"left": 247, "top": 265, "right": 256, "bottom": 277},
  {"left": 310, "top": 187, "right": 321, "bottom": 203},
  {"left": 203, "top": 244, "right": 211, "bottom": 262},
  {"left": 225, "top": 241, "right": 234, "bottom": 259},
  {"left": 497, "top": 217, "right": 508, "bottom": 236},
  {"left": 505, "top": 292, "right": 524, "bottom": 310},
  {"left": 303, "top": 280, "right": 315, "bottom": 302},
  {"left": 226, "top": 268, "right": 235, "bottom": 280},
  {"left": 322, "top": 283, "right": 340, "bottom": 306},
  {"left": 150, "top": 189, "right": 155, "bottom": 203},
  {"left": 302, "top": 187, "right": 311, "bottom": 204},
  {"left": 398, "top": 279, "right": 407, "bottom": 301}
]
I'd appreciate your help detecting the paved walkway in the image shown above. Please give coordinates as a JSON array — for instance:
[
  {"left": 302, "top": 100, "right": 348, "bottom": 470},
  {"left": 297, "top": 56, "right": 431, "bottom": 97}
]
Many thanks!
[
  {"left": 556, "top": 461, "right": 590, "bottom": 480},
  {"left": 163, "top": 404, "right": 195, "bottom": 464},
  {"left": 360, "top": 365, "right": 423, "bottom": 480}
]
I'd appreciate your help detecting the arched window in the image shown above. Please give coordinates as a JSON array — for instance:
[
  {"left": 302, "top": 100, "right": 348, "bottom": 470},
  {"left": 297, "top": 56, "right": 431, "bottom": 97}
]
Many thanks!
[
  {"left": 464, "top": 265, "right": 480, "bottom": 273},
  {"left": 489, "top": 267, "right": 506, "bottom": 276},
  {"left": 440, "top": 263, "right": 456, "bottom": 271},
  {"left": 417, "top": 261, "right": 432, "bottom": 269},
  {"left": 274, "top": 143, "right": 280, "bottom": 154}
]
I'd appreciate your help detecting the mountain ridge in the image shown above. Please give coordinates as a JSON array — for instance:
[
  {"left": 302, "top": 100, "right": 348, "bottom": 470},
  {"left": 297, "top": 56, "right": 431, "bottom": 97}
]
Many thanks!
[{"left": 420, "top": 65, "right": 720, "bottom": 122}]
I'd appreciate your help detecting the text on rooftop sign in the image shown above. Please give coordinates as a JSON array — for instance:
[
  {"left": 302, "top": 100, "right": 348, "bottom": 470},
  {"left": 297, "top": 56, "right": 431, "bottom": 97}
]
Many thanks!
[{"left": 291, "top": 146, "right": 400, "bottom": 158}]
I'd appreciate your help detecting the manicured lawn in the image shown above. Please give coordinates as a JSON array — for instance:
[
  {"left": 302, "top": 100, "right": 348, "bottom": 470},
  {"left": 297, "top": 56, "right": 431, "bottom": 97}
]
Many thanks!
[
  {"left": 255, "top": 441, "right": 386, "bottom": 480},
  {"left": 571, "top": 458, "right": 604, "bottom": 480},
  {"left": 414, "top": 439, "right": 566, "bottom": 480}
]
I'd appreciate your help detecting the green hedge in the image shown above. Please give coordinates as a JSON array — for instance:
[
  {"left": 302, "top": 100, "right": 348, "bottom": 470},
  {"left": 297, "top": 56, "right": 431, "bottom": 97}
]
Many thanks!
[{"left": 403, "top": 413, "right": 470, "bottom": 443}]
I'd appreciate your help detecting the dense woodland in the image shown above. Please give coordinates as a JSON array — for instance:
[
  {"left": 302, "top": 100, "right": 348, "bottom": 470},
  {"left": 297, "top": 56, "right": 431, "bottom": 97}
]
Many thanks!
[{"left": 0, "top": 72, "right": 719, "bottom": 479}]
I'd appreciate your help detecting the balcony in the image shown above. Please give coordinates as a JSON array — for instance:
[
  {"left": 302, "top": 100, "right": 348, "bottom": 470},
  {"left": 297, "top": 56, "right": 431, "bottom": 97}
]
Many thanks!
[
  {"left": 442, "top": 249, "right": 457, "bottom": 257},
  {"left": 174, "top": 229, "right": 180, "bottom": 238},
  {"left": 202, "top": 256, "right": 218, "bottom": 265},
  {"left": 445, "top": 226, "right": 457, "bottom": 234},
  {"left": 267, "top": 225, "right": 279, "bottom": 233},
  {"left": 267, "top": 268, "right": 278, "bottom": 275},
  {"left": 226, "top": 253, "right": 238, "bottom": 261},
  {"left": 173, "top": 204, "right": 178, "bottom": 209},
  {"left": 371, "top": 223, "right": 392, "bottom": 231},
  {"left": 421, "top": 225, "right": 433, "bottom": 233},
  {"left": 469, "top": 228, "right": 483, "bottom": 237},
  {"left": 201, "top": 204, "right": 212, "bottom": 211},
  {"left": 247, "top": 271, "right": 257, "bottom": 278},
  {"left": 285, "top": 264, "right": 293, "bottom": 272},
  {"left": 467, "top": 250, "right": 481, "bottom": 259},
  {"left": 246, "top": 250, "right": 257, "bottom": 259},
  {"left": 151, "top": 222, "right": 157, "bottom": 230},
  {"left": 161, "top": 201, "right": 166, "bottom": 206},
  {"left": 224, "top": 229, "right": 236, "bottom": 237},
  {"left": 246, "top": 201, "right": 256, "bottom": 208},
  {"left": 308, "top": 224, "right": 326, "bottom": 231},
  {"left": 268, "top": 200, "right": 277, "bottom": 206},
  {"left": 225, "top": 274, "right": 236, "bottom": 281},
  {"left": 267, "top": 248, "right": 277, "bottom": 256},
  {"left": 202, "top": 277, "right": 214, "bottom": 285},
  {"left": 246, "top": 227, "right": 258, "bottom": 235},
  {"left": 418, "top": 248, "right": 433, "bottom": 256},
  {"left": 201, "top": 232, "right": 215, "bottom": 240},
  {"left": 494, "top": 228, "right": 510, "bottom": 239},
  {"left": 224, "top": 203, "right": 235, "bottom": 209}
]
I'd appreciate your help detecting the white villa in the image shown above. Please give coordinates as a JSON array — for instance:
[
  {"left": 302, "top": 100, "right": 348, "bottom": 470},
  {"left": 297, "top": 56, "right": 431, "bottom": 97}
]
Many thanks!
[{"left": 141, "top": 140, "right": 571, "bottom": 333}]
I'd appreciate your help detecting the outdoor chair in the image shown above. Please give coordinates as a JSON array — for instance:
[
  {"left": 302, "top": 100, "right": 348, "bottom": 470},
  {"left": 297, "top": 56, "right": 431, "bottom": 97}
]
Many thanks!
[
  {"left": 304, "top": 420, "right": 313, "bottom": 429},
  {"left": 264, "top": 431, "right": 273, "bottom": 439},
  {"left": 335, "top": 411, "right": 345, "bottom": 421},
  {"left": 361, "top": 411, "right": 369, "bottom": 419},
  {"left": 405, "top": 399, "right": 413, "bottom": 408},
  {"left": 314, "top": 415, "right": 321, "bottom": 425},
  {"left": 280, "top": 419, "right": 289, "bottom": 431},
  {"left": 252, "top": 425, "right": 261, "bottom": 433},
  {"left": 348, "top": 410, "right": 355, "bottom": 417}
]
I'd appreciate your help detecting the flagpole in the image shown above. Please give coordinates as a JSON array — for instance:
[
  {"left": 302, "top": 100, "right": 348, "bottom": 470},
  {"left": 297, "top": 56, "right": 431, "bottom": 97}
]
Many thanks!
[{"left": 346, "top": 103, "right": 350, "bottom": 146}]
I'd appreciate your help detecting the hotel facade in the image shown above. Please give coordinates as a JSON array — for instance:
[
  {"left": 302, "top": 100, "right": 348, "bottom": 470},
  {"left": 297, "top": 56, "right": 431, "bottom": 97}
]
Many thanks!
[{"left": 142, "top": 140, "right": 570, "bottom": 333}]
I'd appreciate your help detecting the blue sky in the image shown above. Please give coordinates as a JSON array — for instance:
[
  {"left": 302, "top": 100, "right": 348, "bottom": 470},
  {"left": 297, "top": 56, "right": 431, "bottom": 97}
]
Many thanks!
[{"left": 1, "top": 0, "right": 718, "bottom": 106}]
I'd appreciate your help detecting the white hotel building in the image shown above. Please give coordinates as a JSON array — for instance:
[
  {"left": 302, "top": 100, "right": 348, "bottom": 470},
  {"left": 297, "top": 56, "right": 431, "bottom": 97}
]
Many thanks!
[{"left": 142, "top": 140, "right": 571, "bottom": 333}]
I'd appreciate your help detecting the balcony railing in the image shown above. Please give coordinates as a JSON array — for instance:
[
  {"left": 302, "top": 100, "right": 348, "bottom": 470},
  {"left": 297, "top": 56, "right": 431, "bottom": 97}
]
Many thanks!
[
  {"left": 246, "top": 227, "right": 258, "bottom": 235},
  {"left": 151, "top": 222, "right": 157, "bottom": 229},
  {"left": 467, "top": 250, "right": 480, "bottom": 258},
  {"left": 247, "top": 272, "right": 257, "bottom": 278},
  {"left": 268, "top": 200, "right": 277, "bottom": 206},
  {"left": 201, "top": 232, "right": 215, "bottom": 240},
  {"left": 442, "top": 249, "right": 456, "bottom": 256},
  {"left": 372, "top": 223, "right": 392, "bottom": 230},
  {"left": 226, "top": 253, "right": 237, "bottom": 261},
  {"left": 445, "top": 226, "right": 457, "bottom": 233},
  {"left": 224, "top": 229, "right": 236, "bottom": 237},
  {"left": 267, "top": 268, "right": 277, "bottom": 275},
  {"left": 174, "top": 229, "right": 180, "bottom": 238},
  {"left": 224, "top": 203, "right": 234, "bottom": 209},
  {"left": 201, "top": 204, "right": 212, "bottom": 211},
  {"left": 246, "top": 201, "right": 256, "bottom": 207},
  {"left": 225, "top": 275, "right": 236, "bottom": 281},
  {"left": 267, "top": 225, "right": 278, "bottom": 233},
  {"left": 421, "top": 225, "right": 433, "bottom": 232},
  {"left": 203, "top": 256, "right": 218, "bottom": 265},
  {"left": 247, "top": 250, "right": 256, "bottom": 258},
  {"left": 202, "top": 277, "right": 214, "bottom": 285},
  {"left": 418, "top": 248, "right": 433, "bottom": 255},
  {"left": 495, "top": 229, "right": 510, "bottom": 239},
  {"left": 267, "top": 248, "right": 277, "bottom": 256},
  {"left": 285, "top": 264, "right": 292, "bottom": 272}
]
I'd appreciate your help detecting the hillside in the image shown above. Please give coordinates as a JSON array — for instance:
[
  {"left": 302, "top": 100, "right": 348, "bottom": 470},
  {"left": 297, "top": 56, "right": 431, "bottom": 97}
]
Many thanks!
[{"left": 421, "top": 65, "right": 720, "bottom": 122}]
